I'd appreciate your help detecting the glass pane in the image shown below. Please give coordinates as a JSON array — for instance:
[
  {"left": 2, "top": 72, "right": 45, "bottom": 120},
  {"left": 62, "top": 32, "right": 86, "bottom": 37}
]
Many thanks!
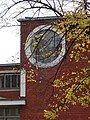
[
  {"left": 17, "top": 75, "right": 20, "bottom": 87},
  {"left": 0, "top": 76, "right": 4, "bottom": 88},
  {"left": 6, "top": 75, "right": 10, "bottom": 88},
  {"left": 31, "top": 30, "right": 62, "bottom": 63},
  {"left": 6, "top": 108, "right": 19, "bottom": 116},
  {"left": 0, "top": 109, "right": 4, "bottom": 116},
  {"left": 12, "top": 75, "right": 17, "bottom": 87},
  {"left": 0, "top": 118, "right": 4, "bottom": 120},
  {"left": 11, "top": 108, "right": 19, "bottom": 116},
  {"left": 5, "top": 108, "right": 10, "bottom": 116},
  {"left": 12, "top": 75, "right": 20, "bottom": 88}
]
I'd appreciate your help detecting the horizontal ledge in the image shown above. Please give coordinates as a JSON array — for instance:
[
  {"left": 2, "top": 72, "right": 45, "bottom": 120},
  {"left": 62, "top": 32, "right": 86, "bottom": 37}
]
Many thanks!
[
  {"left": 18, "top": 16, "right": 61, "bottom": 22},
  {"left": 0, "top": 70, "right": 20, "bottom": 74},
  {"left": 0, "top": 63, "right": 20, "bottom": 67},
  {"left": 0, "top": 89, "right": 20, "bottom": 91},
  {"left": 0, "top": 99, "right": 25, "bottom": 106}
]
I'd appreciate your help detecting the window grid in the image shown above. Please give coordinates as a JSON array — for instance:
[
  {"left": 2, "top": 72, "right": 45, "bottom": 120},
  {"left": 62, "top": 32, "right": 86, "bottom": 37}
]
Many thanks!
[
  {"left": 0, "top": 74, "right": 20, "bottom": 89},
  {"left": 0, "top": 108, "right": 20, "bottom": 120},
  {"left": 31, "top": 30, "right": 62, "bottom": 63}
]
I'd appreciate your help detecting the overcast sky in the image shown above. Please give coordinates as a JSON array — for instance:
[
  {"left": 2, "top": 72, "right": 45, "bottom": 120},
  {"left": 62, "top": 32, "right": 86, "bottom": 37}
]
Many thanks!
[
  {"left": 0, "top": 27, "right": 20, "bottom": 64},
  {"left": 0, "top": 0, "right": 21, "bottom": 64},
  {"left": 0, "top": 0, "right": 81, "bottom": 64},
  {"left": 0, "top": 1, "right": 57, "bottom": 64},
  {"left": 0, "top": 0, "right": 56, "bottom": 64}
]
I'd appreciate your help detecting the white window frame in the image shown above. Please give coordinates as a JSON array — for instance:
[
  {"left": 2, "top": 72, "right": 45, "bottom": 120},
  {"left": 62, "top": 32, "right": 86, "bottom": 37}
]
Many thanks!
[{"left": 20, "top": 68, "right": 26, "bottom": 97}]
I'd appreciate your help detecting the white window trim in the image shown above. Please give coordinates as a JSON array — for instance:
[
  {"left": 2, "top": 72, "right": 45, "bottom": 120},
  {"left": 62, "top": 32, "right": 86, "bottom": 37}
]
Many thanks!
[
  {"left": 0, "top": 70, "right": 20, "bottom": 74},
  {"left": 20, "top": 68, "right": 26, "bottom": 97},
  {"left": 0, "top": 100, "right": 25, "bottom": 105}
]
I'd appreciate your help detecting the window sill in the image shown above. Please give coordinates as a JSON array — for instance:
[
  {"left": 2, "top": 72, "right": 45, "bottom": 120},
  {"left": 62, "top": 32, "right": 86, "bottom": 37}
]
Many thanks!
[{"left": 0, "top": 99, "right": 25, "bottom": 105}]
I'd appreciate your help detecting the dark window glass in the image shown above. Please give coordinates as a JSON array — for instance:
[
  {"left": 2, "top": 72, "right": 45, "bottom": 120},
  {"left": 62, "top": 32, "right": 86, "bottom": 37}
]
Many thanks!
[
  {"left": 0, "top": 108, "right": 19, "bottom": 120},
  {"left": 0, "top": 109, "right": 4, "bottom": 116},
  {"left": 6, "top": 75, "right": 10, "bottom": 88},
  {"left": 31, "top": 30, "right": 62, "bottom": 63},
  {"left": 12, "top": 75, "right": 17, "bottom": 87},
  {"left": 6, "top": 108, "right": 19, "bottom": 116},
  {"left": 17, "top": 75, "right": 20, "bottom": 88},
  {"left": 0, "top": 74, "right": 20, "bottom": 89},
  {"left": 12, "top": 75, "right": 20, "bottom": 88},
  {"left": 0, "top": 76, "right": 4, "bottom": 88}
]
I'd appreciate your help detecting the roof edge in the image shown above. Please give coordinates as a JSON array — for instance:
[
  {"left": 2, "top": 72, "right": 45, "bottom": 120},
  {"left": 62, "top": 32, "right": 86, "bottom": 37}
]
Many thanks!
[{"left": 18, "top": 16, "right": 61, "bottom": 22}]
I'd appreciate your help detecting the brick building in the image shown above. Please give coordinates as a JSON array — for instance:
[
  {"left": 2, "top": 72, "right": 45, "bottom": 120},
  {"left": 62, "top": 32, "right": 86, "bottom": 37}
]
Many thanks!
[
  {"left": 0, "top": 16, "right": 89, "bottom": 120},
  {"left": 0, "top": 63, "right": 25, "bottom": 120}
]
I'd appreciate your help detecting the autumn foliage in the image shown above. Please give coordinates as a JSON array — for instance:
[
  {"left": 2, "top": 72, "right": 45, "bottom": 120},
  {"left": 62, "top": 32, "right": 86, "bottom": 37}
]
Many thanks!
[{"left": 44, "top": 12, "right": 90, "bottom": 119}]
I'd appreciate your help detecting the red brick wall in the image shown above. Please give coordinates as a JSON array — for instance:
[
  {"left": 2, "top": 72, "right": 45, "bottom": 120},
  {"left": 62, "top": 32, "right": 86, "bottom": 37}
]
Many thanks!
[
  {"left": 0, "top": 91, "right": 19, "bottom": 100},
  {"left": 20, "top": 19, "right": 90, "bottom": 120}
]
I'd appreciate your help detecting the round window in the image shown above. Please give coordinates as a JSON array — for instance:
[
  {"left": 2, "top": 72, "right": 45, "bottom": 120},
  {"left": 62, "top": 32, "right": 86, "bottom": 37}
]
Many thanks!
[{"left": 25, "top": 25, "right": 65, "bottom": 68}]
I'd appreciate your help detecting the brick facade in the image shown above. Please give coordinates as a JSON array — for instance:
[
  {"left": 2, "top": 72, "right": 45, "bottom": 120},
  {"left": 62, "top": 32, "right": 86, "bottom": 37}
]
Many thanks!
[
  {"left": 19, "top": 17, "right": 90, "bottom": 120},
  {"left": 0, "top": 17, "right": 89, "bottom": 120},
  {"left": 0, "top": 64, "right": 20, "bottom": 100}
]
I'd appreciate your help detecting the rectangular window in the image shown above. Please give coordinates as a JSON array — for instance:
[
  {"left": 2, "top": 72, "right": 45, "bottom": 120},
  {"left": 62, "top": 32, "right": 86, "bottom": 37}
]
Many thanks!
[
  {"left": 0, "top": 107, "right": 20, "bottom": 120},
  {"left": 0, "top": 74, "right": 20, "bottom": 89}
]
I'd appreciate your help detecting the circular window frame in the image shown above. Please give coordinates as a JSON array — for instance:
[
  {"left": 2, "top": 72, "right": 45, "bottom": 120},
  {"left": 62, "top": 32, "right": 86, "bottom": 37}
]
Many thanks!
[{"left": 25, "top": 25, "right": 65, "bottom": 68}]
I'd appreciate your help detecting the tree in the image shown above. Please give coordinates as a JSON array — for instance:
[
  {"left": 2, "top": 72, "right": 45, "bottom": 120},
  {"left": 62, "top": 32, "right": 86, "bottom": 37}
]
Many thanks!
[
  {"left": 0, "top": 0, "right": 89, "bottom": 26},
  {"left": 0, "top": 0, "right": 90, "bottom": 119}
]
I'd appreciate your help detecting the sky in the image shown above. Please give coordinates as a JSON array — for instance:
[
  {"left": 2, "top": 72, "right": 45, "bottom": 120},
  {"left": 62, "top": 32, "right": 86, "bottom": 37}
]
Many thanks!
[
  {"left": 0, "top": 0, "right": 56, "bottom": 64},
  {"left": 0, "top": 27, "right": 20, "bottom": 64},
  {"left": 0, "top": 0, "right": 57, "bottom": 64},
  {"left": 0, "top": 0, "right": 81, "bottom": 64}
]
